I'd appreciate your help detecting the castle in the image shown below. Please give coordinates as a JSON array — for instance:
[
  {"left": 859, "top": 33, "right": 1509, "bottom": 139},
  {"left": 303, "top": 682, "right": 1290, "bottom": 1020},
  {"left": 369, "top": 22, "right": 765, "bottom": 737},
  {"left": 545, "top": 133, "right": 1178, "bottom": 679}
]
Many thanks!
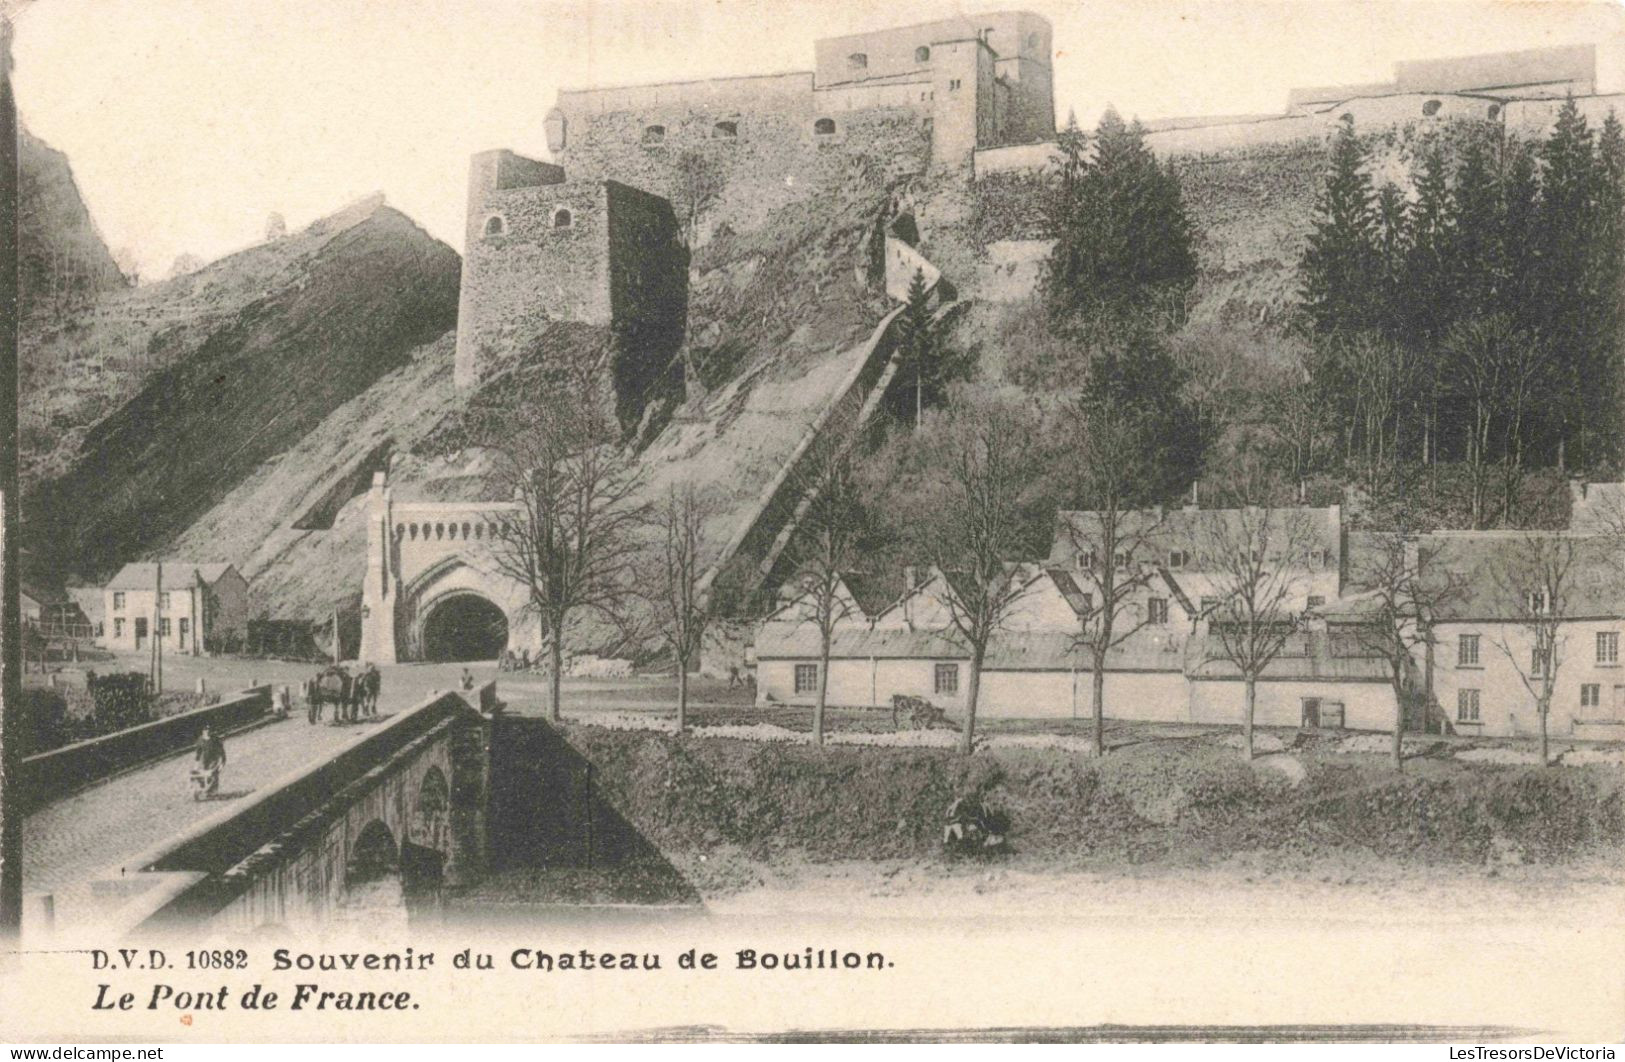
[
  {"left": 454, "top": 11, "right": 1054, "bottom": 388},
  {"left": 456, "top": 11, "right": 1620, "bottom": 388}
]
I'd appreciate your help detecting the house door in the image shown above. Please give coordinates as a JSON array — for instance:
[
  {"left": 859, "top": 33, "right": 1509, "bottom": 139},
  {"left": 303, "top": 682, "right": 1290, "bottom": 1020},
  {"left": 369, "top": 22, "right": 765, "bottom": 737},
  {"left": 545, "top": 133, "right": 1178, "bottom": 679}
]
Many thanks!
[
  {"left": 178, "top": 617, "right": 190, "bottom": 650},
  {"left": 1301, "top": 697, "right": 1321, "bottom": 728},
  {"left": 134, "top": 616, "right": 148, "bottom": 649}
]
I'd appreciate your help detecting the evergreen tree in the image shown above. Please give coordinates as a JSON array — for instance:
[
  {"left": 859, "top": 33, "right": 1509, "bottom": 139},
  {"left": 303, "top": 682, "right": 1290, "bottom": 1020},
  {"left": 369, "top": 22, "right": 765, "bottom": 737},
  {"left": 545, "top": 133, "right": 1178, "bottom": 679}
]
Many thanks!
[
  {"left": 1043, "top": 107, "right": 1197, "bottom": 329},
  {"left": 1301, "top": 116, "right": 1379, "bottom": 334},
  {"left": 1403, "top": 141, "right": 1454, "bottom": 340},
  {"left": 891, "top": 268, "right": 962, "bottom": 428}
]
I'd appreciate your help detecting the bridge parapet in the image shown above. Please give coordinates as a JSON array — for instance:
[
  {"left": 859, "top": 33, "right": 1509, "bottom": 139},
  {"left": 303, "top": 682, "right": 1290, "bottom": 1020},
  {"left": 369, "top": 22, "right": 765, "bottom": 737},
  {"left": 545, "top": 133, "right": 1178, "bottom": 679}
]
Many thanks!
[
  {"left": 19, "top": 686, "right": 272, "bottom": 813},
  {"left": 86, "top": 690, "right": 491, "bottom": 937}
]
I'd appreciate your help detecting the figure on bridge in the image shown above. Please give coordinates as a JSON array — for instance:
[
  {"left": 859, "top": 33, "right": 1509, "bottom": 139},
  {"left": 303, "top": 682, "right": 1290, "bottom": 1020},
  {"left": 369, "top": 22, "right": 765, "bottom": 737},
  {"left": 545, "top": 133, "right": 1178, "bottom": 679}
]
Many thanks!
[
  {"left": 362, "top": 663, "right": 381, "bottom": 717},
  {"left": 191, "top": 726, "right": 227, "bottom": 800}
]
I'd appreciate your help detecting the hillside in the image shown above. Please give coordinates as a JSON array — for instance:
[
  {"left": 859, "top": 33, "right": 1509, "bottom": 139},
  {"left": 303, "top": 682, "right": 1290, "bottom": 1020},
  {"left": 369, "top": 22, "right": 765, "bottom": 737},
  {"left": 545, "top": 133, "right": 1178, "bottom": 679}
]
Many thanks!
[
  {"left": 22, "top": 195, "right": 462, "bottom": 583},
  {"left": 18, "top": 128, "right": 126, "bottom": 310},
  {"left": 164, "top": 167, "right": 899, "bottom": 633}
]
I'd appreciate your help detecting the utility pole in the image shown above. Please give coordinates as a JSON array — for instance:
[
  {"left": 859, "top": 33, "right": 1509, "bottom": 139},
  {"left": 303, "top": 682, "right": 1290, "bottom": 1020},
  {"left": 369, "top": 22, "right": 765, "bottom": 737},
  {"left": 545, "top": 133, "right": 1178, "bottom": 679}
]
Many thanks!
[
  {"left": 0, "top": 14, "right": 24, "bottom": 938},
  {"left": 152, "top": 560, "right": 162, "bottom": 694}
]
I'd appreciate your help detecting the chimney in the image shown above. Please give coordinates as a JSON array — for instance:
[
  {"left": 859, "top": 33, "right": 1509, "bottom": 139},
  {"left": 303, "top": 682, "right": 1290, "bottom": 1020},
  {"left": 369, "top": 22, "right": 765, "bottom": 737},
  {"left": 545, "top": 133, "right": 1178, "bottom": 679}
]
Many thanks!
[{"left": 1184, "top": 482, "right": 1200, "bottom": 512}]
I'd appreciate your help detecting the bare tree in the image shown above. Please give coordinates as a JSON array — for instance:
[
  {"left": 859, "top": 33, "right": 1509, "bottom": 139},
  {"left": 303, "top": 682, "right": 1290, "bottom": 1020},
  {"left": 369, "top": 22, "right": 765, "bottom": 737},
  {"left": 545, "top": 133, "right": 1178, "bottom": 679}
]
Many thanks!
[
  {"left": 780, "top": 442, "right": 867, "bottom": 746},
  {"left": 1350, "top": 532, "right": 1468, "bottom": 769},
  {"left": 1198, "top": 507, "right": 1321, "bottom": 759},
  {"left": 927, "top": 396, "right": 1037, "bottom": 755},
  {"left": 475, "top": 357, "right": 647, "bottom": 721},
  {"left": 1443, "top": 315, "right": 1548, "bottom": 529},
  {"left": 1062, "top": 388, "right": 1172, "bottom": 757},
  {"left": 650, "top": 483, "right": 712, "bottom": 732},
  {"left": 1492, "top": 533, "right": 1578, "bottom": 767}
]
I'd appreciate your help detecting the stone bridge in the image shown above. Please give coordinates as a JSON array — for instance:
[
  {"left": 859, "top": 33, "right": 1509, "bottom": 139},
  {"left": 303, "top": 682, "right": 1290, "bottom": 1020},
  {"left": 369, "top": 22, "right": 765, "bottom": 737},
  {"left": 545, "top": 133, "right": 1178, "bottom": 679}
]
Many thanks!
[
  {"left": 26, "top": 690, "right": 494, "bottom": 940},
  {"left": 358, "top": 476, "right": 543, "bottom": 664}
]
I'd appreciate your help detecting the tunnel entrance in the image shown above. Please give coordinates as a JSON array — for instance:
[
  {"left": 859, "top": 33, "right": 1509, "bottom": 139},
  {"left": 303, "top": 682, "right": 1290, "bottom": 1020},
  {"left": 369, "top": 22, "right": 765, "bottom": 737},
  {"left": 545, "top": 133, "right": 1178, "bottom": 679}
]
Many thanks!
[{"left": 421, "top": 594, "right": 508, "bottom": 662}]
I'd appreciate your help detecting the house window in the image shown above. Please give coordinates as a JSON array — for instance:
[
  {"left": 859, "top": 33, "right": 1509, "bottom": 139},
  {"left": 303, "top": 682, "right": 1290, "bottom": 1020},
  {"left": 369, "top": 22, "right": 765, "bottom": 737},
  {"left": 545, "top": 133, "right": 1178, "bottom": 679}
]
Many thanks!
[
  {"left": 1598, "top": 632, "right": 1620, "bottom": 665},
  {"left": 712, "top": 120, "right": 738, "bottom": 140},
  {"left": 1531, "top": 646, "right": 1550, "bottom": 677},
  {"left": 179, "top": 617, "right": 189, "bottom": 641},
  {"left": 642, "top": 124, "right": 666, "bottom": 145},
  {"left": 1581, "top": 683, "right": 1601, "bottom": 709},
  {"left": 483, "top": 215, "right": 504, "bottom": 237},
  {"left": 915, "top": 46, "right": 930, "bottom": 62},
  {"left": 1113, "top": 553, "right": 1129, "bottom": 569},
  {"left": 1457, "top": 688, "right": 1481, "bottom": 723},
  {"left": 1167, "top": 550, "right": 1188, "bottom": 570},
  {"left": 159, "top": 618, "right": 171, "bottom": 637},
  {"left": 1422, "top": 99, "right": 1443, "bottom": 116},
  {"left": 949, "top": 78, "right": 962, "bottom": 91},
  {"left": 1307, "top": 595, "right": 1326, "bottom": 608},
  {"left": 847, "top": 52, "right": 867, "bottom": 70},
  {"left": 814, "top": 117, "right": 836, "bottom": 136},
  {"left": 1309, "top": 549, "right": 1327, "bottom": 567},
  {"left": 552, "top": 208, "right": 572, "bottom": 229},
  {"left": 113, "top": 618, "right": 125, "bottom": 638},
  {"left": 113, "top": 592, "right": 125, "bottom": 611},
  {"left": 1147, "top": 597, "right": 1168, "bottom": 625},
  {"left": 934, "top": 662, "right": 959, "bottom": 694},
  {"left": 159, "top": 592, "right": 171, "bottom": 610},
  {"left": 1527, "top": 589, "right": 1550, "bottom": 614},
  {"left": 794, "top": 663, "right": 818, "bottom": 694},
  {"left": 1076, "top": 550, "right": 1096, "bottom": 570},
  {"left": 1458, "top": 634, "right": 1480, "bottom": 667}
]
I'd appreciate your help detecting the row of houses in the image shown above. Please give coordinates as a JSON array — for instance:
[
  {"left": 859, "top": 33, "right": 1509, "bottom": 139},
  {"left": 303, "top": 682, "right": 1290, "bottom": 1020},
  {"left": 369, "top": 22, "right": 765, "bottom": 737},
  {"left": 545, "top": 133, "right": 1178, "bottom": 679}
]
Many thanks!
[
  {"left": 24, "top": 561, "right": 253, "bottom": 657},
  {"left": 752, "top": 494, "right": 1625, "bottom": 741}
]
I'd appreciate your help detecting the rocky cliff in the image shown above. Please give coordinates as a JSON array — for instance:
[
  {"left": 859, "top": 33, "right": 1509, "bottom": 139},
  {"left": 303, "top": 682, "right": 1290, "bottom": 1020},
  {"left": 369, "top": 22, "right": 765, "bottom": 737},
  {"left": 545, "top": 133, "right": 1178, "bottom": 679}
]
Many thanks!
[{"left": 22, "top": 195, "right": 462, "bottom": 583}]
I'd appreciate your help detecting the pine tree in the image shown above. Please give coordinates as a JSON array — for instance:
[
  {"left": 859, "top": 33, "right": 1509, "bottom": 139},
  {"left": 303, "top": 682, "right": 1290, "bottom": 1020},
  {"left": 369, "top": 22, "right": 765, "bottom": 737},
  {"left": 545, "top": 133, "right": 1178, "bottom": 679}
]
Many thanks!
[
  {"left": 1301, "top": 116, "right": 1379, "bottom": 335},
  {"left": 1534, "top": 99, "right": 1599, "bottom": 468},
  {"left": 895, "top": 268, "right": 939, "bottom": 428},
  {"left": 1043, "top": 107, "right": 1197, "bottom": 329}
]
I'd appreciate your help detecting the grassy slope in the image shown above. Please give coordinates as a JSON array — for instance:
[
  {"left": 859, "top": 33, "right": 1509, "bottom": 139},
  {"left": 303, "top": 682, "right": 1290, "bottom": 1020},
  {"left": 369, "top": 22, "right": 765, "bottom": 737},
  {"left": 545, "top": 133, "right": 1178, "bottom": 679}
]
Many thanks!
[
  {"left": 23, "top": 199, "right": 461, "bottom": 582},
  {"left": 556, "top": 721, "right": 1624, "bottom": 894}
]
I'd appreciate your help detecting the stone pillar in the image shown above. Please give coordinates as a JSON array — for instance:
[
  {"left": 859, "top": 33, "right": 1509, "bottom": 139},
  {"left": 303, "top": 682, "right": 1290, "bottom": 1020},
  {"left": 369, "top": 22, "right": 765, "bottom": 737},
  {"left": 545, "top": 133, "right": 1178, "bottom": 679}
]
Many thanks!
[{"left": 358, "top": 472, "right": 398, "bottom": 664}]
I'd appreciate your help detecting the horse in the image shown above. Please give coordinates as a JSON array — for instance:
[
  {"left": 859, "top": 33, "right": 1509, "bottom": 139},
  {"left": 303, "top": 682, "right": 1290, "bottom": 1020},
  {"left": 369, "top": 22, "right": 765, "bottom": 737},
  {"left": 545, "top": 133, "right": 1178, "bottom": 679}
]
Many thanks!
[{"left": 311, "top": 668, "right": 352, "bottom": 724}]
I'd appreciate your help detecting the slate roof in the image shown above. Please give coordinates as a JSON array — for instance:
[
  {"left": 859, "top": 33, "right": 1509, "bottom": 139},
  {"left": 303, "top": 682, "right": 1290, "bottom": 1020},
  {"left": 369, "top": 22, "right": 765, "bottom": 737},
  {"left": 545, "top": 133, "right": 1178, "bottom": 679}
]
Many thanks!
[
  {"left": 106, "top": 562, "right": 239, "bottom": 590},
  {"left": 754, "top": 625, "right": 1187, "bottom": 672},
  {"left": 1047, "top": 505, "right": 1342, "bottom": 571}
]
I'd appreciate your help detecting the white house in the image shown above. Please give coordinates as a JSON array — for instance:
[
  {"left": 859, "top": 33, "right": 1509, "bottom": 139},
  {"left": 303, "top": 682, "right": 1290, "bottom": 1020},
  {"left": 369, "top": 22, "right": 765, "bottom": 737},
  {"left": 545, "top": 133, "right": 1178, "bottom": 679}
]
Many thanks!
[
  {"left": 754, "top": 504, "right": 1405, "bottom": 729},
  {"left": 1416, "top": 532, "right": 1623, "bottom": 741},
  {"left": 103, "top": 562, "right": 252, "bottom": 656}
]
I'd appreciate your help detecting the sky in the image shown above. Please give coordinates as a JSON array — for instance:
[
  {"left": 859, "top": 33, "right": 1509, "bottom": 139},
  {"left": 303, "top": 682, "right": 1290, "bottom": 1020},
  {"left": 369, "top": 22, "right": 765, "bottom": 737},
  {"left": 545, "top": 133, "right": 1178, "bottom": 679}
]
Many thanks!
[{"left": 9, "top": 0, "right": 1624, "bottom": 278}]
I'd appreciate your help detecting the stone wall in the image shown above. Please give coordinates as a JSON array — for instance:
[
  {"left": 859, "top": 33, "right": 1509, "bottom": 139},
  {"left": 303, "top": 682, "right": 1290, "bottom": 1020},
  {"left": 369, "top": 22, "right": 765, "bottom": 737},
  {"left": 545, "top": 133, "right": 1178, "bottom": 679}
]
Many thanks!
[
  {"left": 605, "top": 180, "right": 688, "bottom": 428},
  {"left": 555, "top": 103, "right": 934, "bottom": 240}
]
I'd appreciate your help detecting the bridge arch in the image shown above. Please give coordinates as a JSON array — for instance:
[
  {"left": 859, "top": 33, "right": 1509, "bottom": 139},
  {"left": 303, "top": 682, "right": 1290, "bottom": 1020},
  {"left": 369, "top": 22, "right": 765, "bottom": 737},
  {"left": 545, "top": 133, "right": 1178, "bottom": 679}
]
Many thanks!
[{"left": 348, "top": 820, "right": 398, "bottom": 886}]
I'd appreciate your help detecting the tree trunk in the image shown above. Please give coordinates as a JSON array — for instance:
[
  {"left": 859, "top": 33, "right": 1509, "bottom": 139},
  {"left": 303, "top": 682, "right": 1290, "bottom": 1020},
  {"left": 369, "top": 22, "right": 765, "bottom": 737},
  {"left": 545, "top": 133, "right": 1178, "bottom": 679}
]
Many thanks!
[
  {"left": 1390, "top": 669, "right": 1405, "bottom": 771},
  {"left": 960, "top": 646, "right": 984, "bottom": 756},
  {"left": 814, "top": 632, "right": 830, "bottom": 747},
  {"left": 1090, "top": 656, "right": 1106, "bottom": 758},
  {"left": 915, "top": 364, "right": 922, "bottom": 429},
  {"left": 677, "top": 660, "right": 688, "bottom": 733},
  {"left": 549, "top": 621, "right": 564, "bottom": 722},
  {"left": 1538, "top": 697, "right": 1550, "bottom": 767},
  {"left": 1243, "top": 675, "right": 1257, "bottom": 760}
]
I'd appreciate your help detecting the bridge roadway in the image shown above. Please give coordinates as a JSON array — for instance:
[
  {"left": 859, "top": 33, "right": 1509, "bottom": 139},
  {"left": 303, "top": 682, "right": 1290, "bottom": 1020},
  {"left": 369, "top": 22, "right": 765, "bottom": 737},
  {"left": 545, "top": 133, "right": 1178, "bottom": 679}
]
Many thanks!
[{"left": 23, "top": 663, "right": 473, "bottom": 919}]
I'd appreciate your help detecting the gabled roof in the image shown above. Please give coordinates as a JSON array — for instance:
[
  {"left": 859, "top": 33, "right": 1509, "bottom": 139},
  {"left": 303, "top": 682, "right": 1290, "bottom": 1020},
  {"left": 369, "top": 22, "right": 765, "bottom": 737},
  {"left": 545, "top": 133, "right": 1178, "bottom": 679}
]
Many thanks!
[
  {"left": 105, "top": 562, "right": 241, "bottom": 590},
  {"left": 1048, "top": 505, "right": 1342, "bottom": 571}
]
